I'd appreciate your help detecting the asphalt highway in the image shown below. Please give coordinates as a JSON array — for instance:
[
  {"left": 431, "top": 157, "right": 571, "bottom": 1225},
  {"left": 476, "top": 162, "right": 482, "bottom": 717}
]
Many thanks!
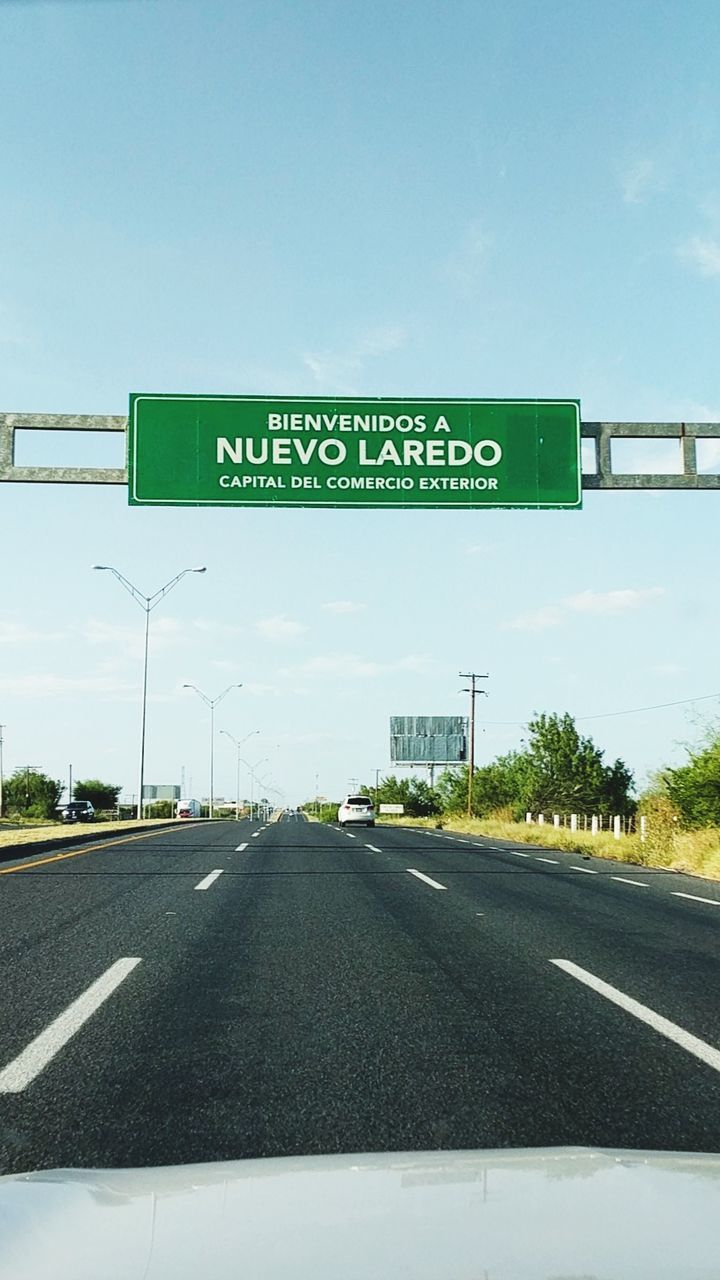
[{"left": 1, "top": 813, "right": 720, "bottom": 1174}]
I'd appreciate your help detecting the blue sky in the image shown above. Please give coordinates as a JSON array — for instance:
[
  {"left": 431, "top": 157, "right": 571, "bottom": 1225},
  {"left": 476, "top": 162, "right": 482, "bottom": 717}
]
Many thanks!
[{"left": 1, "top": 0, "right": 719, "bottom": 806}]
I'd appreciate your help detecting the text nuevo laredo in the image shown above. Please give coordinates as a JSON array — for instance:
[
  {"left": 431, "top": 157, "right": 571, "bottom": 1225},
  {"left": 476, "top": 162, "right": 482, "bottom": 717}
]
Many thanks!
[{"left": 216, "top": 437, "right": 503, "bottom": 467}]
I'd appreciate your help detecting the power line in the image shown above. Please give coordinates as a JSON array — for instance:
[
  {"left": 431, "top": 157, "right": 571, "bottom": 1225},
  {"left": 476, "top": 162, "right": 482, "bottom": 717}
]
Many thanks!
[{"left": 480, "top": 692, "right": 720, "bottom": 728}]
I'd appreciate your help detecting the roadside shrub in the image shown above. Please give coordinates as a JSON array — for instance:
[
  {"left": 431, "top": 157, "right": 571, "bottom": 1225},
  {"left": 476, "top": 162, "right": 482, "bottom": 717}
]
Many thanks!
[{"left": 636, "top": 794, "right": 679, "bottom": 866}]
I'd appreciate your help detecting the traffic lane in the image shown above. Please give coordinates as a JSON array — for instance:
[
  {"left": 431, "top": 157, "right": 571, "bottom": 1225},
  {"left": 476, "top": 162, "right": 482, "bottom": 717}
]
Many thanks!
[
  {"left": 0, "top": 818, "right": 360, "bottom": 1081},
  {"left": 234, "top": 813, "right": 384, "bottom": 871},
  {"left": 0, "top": 821, "right": 252, "bottom": 1066},
  {"left": 373, "top": 822, "right": 720, "bottom": 915},
  {"left": 0, "top": 817, "right": 255, "bottom": 877},
  {"left": 365, "top": 823, "right": 720, "bottom": 1050},
  {"left": 406, "top": 823, "right": 720, "bottom": 904},
  {"left": 1, "top": 817, "right": 413, "bottom": 1171},
  {"left": 3, "top": 818, "right": 720, "bottom": 1171}
]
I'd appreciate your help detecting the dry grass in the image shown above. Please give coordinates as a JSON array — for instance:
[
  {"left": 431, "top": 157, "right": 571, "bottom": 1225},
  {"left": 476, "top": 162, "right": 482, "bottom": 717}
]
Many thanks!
[
  {"left": 0, "top": 818, "right": 180, "bottom": 850},
  {"left": 379, "top": 815, "right": 720, "bottom": 881}
]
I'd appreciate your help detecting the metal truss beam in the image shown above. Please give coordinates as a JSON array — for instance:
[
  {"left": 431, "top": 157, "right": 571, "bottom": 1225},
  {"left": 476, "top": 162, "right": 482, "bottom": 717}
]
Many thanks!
[{"left": 2, "top": 413, "right": 720, "bottom": 489}]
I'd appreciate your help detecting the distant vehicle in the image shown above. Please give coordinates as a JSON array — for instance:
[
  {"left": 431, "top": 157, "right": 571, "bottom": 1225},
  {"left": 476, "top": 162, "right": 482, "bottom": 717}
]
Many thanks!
[
  {"left": 176, "top": 799, "right": 202, "bottom": 819},
  {"left": 337, "top": 795, "right": 376, "bottom": 827},
  {"left": 59, "top": 800, "right": 95, "bottom": 823}
]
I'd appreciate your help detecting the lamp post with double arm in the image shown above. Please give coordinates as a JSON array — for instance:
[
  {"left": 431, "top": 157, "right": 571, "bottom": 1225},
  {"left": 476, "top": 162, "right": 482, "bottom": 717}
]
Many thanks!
[
  {"left": 183, "top": 684, "right": 242, "bottom": 818},
  {"left": 93, "top": 565, "right": 207, "bottom": 820}
]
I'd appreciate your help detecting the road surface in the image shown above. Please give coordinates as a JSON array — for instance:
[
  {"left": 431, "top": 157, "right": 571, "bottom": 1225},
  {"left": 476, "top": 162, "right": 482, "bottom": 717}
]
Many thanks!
[{"left": 1, "top": 813, "right": 720, "bottom": 1173}]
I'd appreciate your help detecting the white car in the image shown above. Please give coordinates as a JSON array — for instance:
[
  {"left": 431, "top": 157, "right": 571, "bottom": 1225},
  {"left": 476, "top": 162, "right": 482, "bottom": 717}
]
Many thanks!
[{"left": 337, "top": 795, "right": 376, "bottom": 827}]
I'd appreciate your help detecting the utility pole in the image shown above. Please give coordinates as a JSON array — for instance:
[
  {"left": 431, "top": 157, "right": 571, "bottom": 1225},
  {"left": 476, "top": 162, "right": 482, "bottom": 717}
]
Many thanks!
[
  {"left": 459, "top": 672, "right": 488, "bottom": 819},
  {"left": 0, "top": 724, "right": 4, "bottom": 819}
]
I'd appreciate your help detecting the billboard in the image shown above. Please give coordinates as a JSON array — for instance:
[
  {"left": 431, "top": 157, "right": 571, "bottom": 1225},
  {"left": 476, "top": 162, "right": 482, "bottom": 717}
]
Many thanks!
[{"left": 390, "top": 716, "right": 468, "bottom": 766}]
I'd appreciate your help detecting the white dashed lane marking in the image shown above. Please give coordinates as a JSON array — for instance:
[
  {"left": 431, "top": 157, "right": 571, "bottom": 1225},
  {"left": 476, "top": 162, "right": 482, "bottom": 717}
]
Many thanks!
[
  {"left": 551, "top": 959, "right": 720, "bottom": 1076},
  {"left": 0, "top": 959, "right": 142, "bottom": 1094},
  {"left": 672, "top": 892, "right": 720, "bottom": 908},
  {"left": 407, "top": 869, "right": 447, "bottom": 891},
  {"left": 194, "top": 870, "right": 224, "bottom": 891}
]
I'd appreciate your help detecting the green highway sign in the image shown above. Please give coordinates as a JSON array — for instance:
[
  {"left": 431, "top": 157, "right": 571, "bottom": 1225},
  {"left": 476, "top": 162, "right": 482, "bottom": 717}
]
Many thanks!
[{"left": 128, "top": 396, "right": 582, "bottom": 509}]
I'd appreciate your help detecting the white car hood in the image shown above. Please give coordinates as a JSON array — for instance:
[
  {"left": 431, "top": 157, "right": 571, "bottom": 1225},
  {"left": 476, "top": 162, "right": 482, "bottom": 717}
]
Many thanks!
[{"left": 1, "top": 1146, "right": 719, "bottom": 1279}]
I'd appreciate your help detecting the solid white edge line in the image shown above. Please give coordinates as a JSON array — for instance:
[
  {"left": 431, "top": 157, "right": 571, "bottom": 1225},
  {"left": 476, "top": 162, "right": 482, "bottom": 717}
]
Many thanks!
[
  {"left": 672, "top": 892, "right": 720, "bottom": 907},
  {"left": 235, "top": 843, "right": 249, "bottom": 852},
  {"left": 550, "top": 959, "right": 720, "bottom": 1075},
  {"left": 0, "top": 958, "right": 142, "bottom": 1094},
  {"left": 612, "top": 877, "right": 649, "bottom": 888},
  {"left": 407, "top": 868, "right": 447, "bottom": 891},
  {"left": 194, "top": 869, "right": 224, "bottom": 890}
]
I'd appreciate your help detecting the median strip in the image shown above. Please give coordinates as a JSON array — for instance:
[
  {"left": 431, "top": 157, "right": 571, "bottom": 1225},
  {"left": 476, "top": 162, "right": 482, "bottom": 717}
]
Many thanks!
[
  {"left": 194, "top": 870, "right": 224, "bottom": 891},
  {"left": 550, "top": 959, "right": 720, "bottom": 1076},
  {"left": 0, "top": 958, "right": 141, "bottom": 1093},
  {"left": 407, "top": 869, "right": 447, "bottom": 891},
  {"left": 0, "top": 825, "right": 192, "bottom": 877}
]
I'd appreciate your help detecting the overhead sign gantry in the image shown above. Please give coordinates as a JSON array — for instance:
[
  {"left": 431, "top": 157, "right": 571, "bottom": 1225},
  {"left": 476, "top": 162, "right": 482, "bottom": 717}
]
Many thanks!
[{"left": 1, "top": 403, "right": 719, "bottom": 495}]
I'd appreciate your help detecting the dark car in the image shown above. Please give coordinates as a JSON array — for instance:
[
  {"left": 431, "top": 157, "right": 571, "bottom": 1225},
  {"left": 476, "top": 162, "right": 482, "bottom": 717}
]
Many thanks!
[{"left": 59, "top": 800, "right": 95, "bottom": 823}]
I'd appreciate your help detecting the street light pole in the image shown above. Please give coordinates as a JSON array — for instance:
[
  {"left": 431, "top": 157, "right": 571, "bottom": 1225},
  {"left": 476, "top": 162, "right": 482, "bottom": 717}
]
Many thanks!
[
  {"left": 238, "top": 756, "right": 268, "bottom": 819},
  {"left": 183, "top": 684, "right": 242, "bottom": 817},
  {"left": 93, "top": 564, "right": 207, "bottom": 820},
  {"left": 220, "top": 730, "right": 260, "bottom": 819}
]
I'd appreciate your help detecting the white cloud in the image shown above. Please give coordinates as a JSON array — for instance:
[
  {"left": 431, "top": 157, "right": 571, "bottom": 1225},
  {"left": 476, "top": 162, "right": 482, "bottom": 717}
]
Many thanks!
[
  {"left": 0, "top": 300, "right": 29, "bottom": 348},
  {"left": 651, "top": 662, "right": 686, "bottom": 677},
  {"left": 243, "top": 681, "right": 283, "bottom": 697},
  {"left": 322, "top": 600, "right": 366, "bottom": 615},
  {"left": 621, "top": 158, "right": 657, "bottom": 204},
  {"left": 503, "top": 606, "right": 565, "bottom": 632},
  {"left": 81, "top": 615, "right": 186, "bottom": 654},
  {"left": 0, "top": 620, "right": 67, "bottom": 644},
  {"left": 464, "top": 541, "right": 498, "bottom": 557},
  {"left": 565, "top": 587, "right": 665, "bottom": 615},
  {"left": 255, "top": 614, "right": 308, "bottom": 643},
  {"left": 503, "top": 588, "right": 665, "bottom": 630},
  {"left": 0, "top": 673, "right": 136, "bottom": 699},
  {"left": 302, "top": 325, "right": 406, "bottom": 393},
  {"left": 698, "top": 438, "right": 720, "bottom": 473},
  {"left": 281, "top": 652, "right": 433, "bottom": 680},
  {"left": 442, "top": 220, "right": 492, "bottom": 296},
  {"left": 190, "top": 618, "right": 246, "bottom": 638},
  {"left": 678, "top": 235, "right": 720, "bottom": 277}
]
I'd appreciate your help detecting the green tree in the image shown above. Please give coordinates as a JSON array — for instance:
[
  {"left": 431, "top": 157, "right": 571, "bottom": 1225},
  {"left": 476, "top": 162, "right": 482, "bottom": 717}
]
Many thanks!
[
  {"left": 143, "top": 799, "right": 174, "bottom": 818},
  {"left": 664, "top": 728, "right": 720, "bottom": 827},
  {"left": 520, "top": 713, "right": 634, "bottom": 815},
  {"left": 372, "top": 775, "right": 441, "bottom": 817},
  {"left": 74, "top": 779, "right": 122, "bottom": 811},
  {"left": 3, "top": 768, "right": 63, "bottom": 819},
  {"left": 436, "top": 753, "right": 528, "bottom": 818}
]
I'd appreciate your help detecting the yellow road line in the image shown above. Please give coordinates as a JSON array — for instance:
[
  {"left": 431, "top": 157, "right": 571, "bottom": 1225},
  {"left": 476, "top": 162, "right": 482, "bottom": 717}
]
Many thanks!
[{"left": 0, "top": 823, "right": 202, "bottom": 876}]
